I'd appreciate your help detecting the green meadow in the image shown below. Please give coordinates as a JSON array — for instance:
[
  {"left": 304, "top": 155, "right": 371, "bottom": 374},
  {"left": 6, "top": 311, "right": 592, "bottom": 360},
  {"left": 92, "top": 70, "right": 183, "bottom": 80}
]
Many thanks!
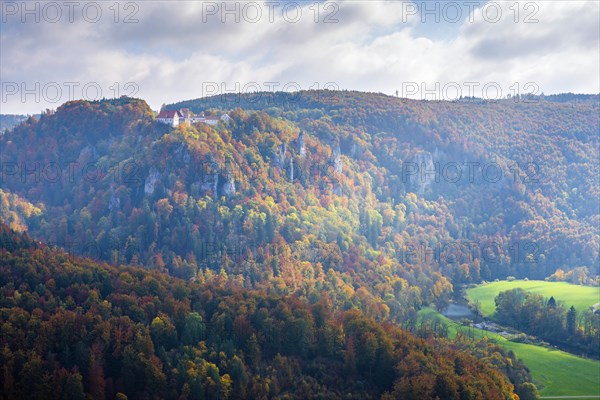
[
  {"left": 417, "top": 307, "right": 600, "bottom": 397},
  {"left": 466, "top": 280, "right": 600, "bottom": 317}
]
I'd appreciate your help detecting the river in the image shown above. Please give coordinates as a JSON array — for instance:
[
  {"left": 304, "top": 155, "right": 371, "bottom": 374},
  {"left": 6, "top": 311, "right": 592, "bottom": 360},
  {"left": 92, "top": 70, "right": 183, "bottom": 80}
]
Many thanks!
[{"left": 442, "top": 303, "right": 474, "bottom": 320}]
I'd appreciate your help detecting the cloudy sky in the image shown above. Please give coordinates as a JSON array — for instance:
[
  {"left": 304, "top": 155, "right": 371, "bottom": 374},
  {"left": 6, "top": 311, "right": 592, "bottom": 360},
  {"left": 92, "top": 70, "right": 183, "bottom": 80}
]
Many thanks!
[{"left": 1, "top": 0, "right": 599, "bottom": 114}]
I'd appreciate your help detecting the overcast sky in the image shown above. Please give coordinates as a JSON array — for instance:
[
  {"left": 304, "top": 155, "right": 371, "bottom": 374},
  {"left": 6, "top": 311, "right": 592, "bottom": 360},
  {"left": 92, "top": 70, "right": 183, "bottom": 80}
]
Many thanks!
[{"left": 1, "top": 0, "right": 599, "bottom": 114}]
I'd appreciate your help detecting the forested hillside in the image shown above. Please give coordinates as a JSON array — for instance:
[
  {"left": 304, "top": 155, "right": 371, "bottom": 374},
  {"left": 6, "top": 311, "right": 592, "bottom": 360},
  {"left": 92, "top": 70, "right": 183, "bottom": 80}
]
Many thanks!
[
  {"left": 1, "top": 91, "right": 597, "bottom": 398},
  {"left": 1, "top": 93, "right": 598, "bottom": 324},
  {"left": 170, "top": 90, "right": 600, "bottom": 280},
  {"left": 0, "top": 223, "right": 530, "bottom": 399}
]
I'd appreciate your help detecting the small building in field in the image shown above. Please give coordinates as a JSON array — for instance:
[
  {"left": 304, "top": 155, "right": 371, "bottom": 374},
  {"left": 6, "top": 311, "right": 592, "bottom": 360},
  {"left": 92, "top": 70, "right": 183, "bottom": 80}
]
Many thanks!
[{"left": 156, "top": 110, "right": 183, "bottom": 127}]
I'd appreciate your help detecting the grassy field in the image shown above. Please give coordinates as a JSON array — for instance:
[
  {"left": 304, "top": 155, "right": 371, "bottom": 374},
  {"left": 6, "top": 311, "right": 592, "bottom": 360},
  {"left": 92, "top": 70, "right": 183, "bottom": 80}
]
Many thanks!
[
  {"left": 466, "top": 280, "right": 600, "bottom": 317},
  {"left": 417, "top": 308, "right": 600, "bottom": 397}
]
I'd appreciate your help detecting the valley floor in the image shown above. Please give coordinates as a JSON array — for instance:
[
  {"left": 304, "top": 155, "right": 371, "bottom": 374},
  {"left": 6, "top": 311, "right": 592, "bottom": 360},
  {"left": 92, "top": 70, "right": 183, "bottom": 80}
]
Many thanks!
[
  {"left": 466, "top": 280, "right": 600, "bottom": 317},
  {"left": 417, "top": 308, "right": 600, "bottom": 397}
]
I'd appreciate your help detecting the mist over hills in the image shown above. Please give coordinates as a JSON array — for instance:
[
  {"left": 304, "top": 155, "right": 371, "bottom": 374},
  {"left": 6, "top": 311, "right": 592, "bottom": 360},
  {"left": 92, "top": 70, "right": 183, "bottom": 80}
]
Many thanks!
[{"left": 0, "top": 114, "right": 34, "bottom": 134}]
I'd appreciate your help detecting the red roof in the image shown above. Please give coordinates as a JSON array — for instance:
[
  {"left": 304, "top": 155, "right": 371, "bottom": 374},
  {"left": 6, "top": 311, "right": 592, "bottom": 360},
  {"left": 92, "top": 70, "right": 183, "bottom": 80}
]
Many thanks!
[{"left": 157, "top": 110, "right": 182, "bottom": 118}]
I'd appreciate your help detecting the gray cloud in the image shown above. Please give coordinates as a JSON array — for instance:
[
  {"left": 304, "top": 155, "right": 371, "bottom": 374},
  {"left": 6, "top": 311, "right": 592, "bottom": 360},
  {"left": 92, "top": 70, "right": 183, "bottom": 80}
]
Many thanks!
[{"left": 1, "top": 0, "right": 598, "bottom": 114}]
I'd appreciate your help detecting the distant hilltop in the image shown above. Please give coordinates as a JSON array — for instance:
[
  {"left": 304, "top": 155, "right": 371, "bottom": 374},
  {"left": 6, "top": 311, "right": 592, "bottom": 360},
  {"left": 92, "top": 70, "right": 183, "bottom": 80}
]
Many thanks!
[
  {"left": 166, "top": 90, "right": 600, "bottom": 112},
  {"left": 0, "top": 114, "right": 39, "bottom": 134}
]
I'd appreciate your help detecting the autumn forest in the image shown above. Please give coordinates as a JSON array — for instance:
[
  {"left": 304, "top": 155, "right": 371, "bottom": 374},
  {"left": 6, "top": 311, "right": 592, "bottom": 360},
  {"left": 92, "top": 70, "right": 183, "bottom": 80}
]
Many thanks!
[{"left": 0, "top": 91, "right": 598, "bottom": 399}]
